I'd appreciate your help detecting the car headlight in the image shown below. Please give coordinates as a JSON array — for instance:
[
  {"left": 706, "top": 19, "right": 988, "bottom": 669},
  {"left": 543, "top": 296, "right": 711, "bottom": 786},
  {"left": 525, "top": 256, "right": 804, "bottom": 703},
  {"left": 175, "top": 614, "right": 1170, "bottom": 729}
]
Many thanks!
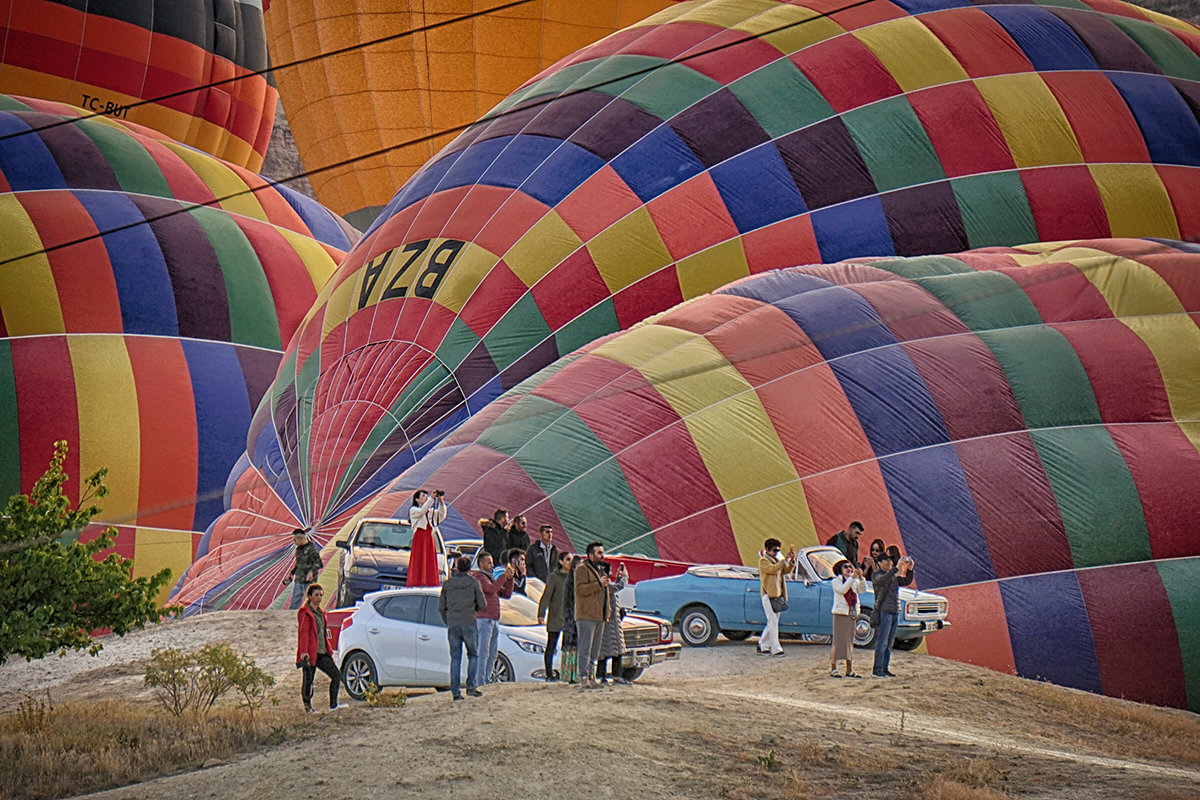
[
  {"left": 508, "top": 636, "right": 545, "bottom": 654},
  {"left": 905, "top": 601, "right": 916, "bottom": 617},
  {"left": 939, "top": 601, "right": 948, "bottom": 615},
  {"left": 659, "top": 622, "right": 672, "bottom": 642},
  {"left": 348, "top": 565, "right": 378, "bottom": 576}
]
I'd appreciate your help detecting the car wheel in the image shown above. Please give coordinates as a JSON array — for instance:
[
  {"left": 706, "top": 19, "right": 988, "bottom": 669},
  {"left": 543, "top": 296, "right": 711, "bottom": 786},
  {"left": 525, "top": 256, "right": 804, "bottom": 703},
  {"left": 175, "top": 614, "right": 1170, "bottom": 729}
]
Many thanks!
[
  {"left": 341, "top": 651, "right": 377, "bottom": 701},
  {"left": 893, "top": 636, "right": 923, "bottom": 651},
  {"left": 621, "top": 666, "right": 644, "bottom": 681},
  {"left": 491, "top": 652, "right": 515, "bottom": 683},
  {"left": 853, "top": 612, "right": 877, "bottom": 649},
  {"left": 678, "top": 605, "right": 719, "bottom": 647},
  {"left": 722, "top": 629, "right": 751, "bottom": 641}
]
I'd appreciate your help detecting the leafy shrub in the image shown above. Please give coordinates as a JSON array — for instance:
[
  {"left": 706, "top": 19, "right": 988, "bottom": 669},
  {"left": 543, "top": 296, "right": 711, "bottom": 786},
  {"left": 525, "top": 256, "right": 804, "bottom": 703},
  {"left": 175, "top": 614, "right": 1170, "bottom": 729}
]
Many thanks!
[{"left": 144, "top": 643, "right": 275, "bottom": 719}]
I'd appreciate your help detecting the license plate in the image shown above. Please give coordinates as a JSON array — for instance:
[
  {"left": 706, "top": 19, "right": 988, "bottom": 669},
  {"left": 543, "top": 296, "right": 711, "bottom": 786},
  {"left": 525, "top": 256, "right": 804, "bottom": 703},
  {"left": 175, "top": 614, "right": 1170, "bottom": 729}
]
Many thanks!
[
  {"left": 380, "top": 583, "right": 403, "bottom": 590},
  {"left": 636, "top": 653, "right": 651, "bottom": 666},
  {"left": 922, "top": 621, "right": 939, "bottom": 632}
]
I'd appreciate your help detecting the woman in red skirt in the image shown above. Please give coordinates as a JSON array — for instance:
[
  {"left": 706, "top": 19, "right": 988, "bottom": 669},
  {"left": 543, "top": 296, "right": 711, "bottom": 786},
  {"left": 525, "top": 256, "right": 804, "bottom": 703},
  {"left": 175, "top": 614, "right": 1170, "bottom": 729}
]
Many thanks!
[{"left": 407, "top": 488, "right": 447, "bottom": 586}]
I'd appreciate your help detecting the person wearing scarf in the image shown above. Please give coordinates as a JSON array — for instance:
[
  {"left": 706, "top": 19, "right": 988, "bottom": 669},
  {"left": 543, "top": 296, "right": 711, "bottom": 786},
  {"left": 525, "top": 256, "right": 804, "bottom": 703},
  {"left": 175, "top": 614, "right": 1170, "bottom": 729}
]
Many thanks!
[{"left": 830, "top": 559, "right": 867, "bottom": 678}]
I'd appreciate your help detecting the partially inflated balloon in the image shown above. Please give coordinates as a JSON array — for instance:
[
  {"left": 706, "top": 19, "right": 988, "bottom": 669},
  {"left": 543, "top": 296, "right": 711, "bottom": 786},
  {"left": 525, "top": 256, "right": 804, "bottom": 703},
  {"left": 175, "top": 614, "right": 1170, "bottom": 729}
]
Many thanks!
[
  {"left": 0, "top": 95, "right": 358, "bottom": 250},
  {"left": 0, "top": 0, "right": 277, "bottom": 169},
  {"left": 238, "top": 0, "right": 1200, "bottom": 551},
  {"left": 351, "top": 237, "right": 1198, "bottom": 710},
  {"left": 264, "top": 0, "right": 681, "bottom": 227}
]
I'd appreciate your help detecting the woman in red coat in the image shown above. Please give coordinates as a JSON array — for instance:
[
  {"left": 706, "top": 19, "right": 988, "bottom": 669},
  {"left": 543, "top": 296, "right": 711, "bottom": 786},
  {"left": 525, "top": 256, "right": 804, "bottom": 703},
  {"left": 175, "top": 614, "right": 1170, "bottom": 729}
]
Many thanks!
[
  {"left": 407, "top": 489, "right": 447, "bottom": 587},
  {"left": 296, "top": 585, "right": 343, "bottom": 711}
]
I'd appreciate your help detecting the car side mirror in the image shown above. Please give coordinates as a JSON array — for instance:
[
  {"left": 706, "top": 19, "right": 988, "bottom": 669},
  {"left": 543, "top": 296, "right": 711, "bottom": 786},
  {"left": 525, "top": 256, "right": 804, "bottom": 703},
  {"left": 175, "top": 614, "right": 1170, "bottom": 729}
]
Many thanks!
[{"left": 335, "top": 539, "right": 349, "bottom": 550}]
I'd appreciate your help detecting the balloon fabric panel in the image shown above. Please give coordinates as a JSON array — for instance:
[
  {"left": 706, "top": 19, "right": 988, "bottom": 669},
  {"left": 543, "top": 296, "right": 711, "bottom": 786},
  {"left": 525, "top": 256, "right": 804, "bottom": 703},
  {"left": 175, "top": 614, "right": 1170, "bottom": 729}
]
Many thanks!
[
  {"left": 1156, "top": 559, "right": 1200, "bottom": 712},
  {"left": 0, "top": 1, "right": 276, "bottom": 169}
]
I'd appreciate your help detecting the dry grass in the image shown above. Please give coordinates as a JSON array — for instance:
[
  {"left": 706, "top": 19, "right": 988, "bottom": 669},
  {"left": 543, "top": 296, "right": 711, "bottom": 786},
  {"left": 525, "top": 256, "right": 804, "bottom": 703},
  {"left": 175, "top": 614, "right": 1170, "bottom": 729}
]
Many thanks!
[
  {"left": 0, "top": 692, "right": 317, "bottom": 800},
  {"left": 919, "top": 776, "right": 1009, "bottom": 800}
]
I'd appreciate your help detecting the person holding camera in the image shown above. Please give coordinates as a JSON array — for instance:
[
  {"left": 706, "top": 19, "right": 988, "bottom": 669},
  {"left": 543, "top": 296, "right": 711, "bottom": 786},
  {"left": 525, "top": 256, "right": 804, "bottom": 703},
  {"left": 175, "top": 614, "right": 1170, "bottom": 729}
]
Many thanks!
[
  {"left": 871, "top": 550, "right": 914, "bottom": 678},
  {"left": 758, "top": 538, "right": 796, "bottom": 657},
  {"left": 507, "top": 549, "right": 528, "bottom": 596},
  {"left": 596, "top": 561, "right": 630, "bottom": 687},
  {"left": 407, "top": 488, "right": 447, "bottom": 587},
  {"left": 472, "top": 552, "right": 515, "bottom": 688},
  {"left": 830, "top": 559, "right": 866, "bottom": 678}
]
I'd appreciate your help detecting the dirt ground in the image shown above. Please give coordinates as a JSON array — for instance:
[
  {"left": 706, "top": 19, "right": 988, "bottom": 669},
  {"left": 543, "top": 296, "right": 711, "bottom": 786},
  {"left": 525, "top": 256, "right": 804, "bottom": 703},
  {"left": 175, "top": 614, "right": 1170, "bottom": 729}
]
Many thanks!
[{"left": 1, "top": 611, "right": 1197, "bottom": 800}]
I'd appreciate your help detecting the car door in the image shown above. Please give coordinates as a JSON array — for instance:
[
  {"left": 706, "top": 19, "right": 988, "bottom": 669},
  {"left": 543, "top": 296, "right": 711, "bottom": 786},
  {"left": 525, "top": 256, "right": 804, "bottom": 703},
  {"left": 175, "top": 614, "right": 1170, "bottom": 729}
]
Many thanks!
[
  {"left": 369, "top": 594, "right": 423, "bottom": 683},
  {"left": 781, "top": 573, "right": 824, "bottom": 632},
  {"left": 413, "top": 596, "right": 452, "bottom": 684}
]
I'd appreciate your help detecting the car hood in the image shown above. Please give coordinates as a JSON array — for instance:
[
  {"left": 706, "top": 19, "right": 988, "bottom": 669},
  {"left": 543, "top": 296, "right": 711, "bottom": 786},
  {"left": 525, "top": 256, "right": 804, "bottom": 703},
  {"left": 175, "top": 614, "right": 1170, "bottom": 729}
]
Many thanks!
[
  {"left": 349, "top": 548, "right": 411, "bottom": 569},
  {"left": 895, "top": 586, "right": 945, "bottom": 602}
]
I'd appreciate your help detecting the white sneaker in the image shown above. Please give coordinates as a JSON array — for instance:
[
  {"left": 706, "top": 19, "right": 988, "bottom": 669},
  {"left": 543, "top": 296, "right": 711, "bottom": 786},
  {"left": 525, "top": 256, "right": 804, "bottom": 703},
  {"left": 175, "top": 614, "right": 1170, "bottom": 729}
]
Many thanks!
[{"left": 329, "top": 703, "right": 349, "bottom": 711}]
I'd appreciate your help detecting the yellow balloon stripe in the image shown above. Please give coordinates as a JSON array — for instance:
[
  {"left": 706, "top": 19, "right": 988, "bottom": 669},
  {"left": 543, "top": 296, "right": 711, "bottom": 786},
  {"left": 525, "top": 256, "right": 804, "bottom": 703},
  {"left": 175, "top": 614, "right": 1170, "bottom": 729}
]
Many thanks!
[
  {"left": 855, "top": 15, "right": 969, "bottom": 93},
  {"left": 69, "top": 335, "right": 141, "bottom": 524},
  {"left": 0, "top": 194, "right": 62, "bottom": 335},
  {"left": 594, "top": 323, "right": 812, "bottom": 564},
  {"left": 1088, "top": 164, "right": 1181, "bottom": 240},
  {"left": 975, "top": 73, "right": 1084, "bottom": 168}
]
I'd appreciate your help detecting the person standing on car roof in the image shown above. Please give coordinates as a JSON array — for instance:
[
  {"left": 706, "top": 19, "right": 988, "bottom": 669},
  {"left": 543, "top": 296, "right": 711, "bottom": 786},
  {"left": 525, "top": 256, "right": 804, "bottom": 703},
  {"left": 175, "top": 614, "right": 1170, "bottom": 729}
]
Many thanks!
[
  {"left": 282, "top": 528, "right": 323, "bottom": 610},
  {"left": 407, "top": 488, "right": 447, "bottom": 587},
  {"left": 758, "top": 538, "right": 796, "bottom": 657},
  {"left": 537, "top": 551, "right": 573, "bottom": 682},
  {"left": 480, "top": 509, "right": 510, "bottom": 564},
  {"left": 505, "top": 514, "right": 531, "bottom": 555},
  {"left": 439, "top": 556, "right": 487, "bottom": 701},
  {"left": 296, "top": 584, "right": 345, "bottom": 712},
  {"left": 527, "top": 524, "right": 560, "bottom": 582},
  {"left": 472, "top": 552, "right": 514, "bottom": 688}
]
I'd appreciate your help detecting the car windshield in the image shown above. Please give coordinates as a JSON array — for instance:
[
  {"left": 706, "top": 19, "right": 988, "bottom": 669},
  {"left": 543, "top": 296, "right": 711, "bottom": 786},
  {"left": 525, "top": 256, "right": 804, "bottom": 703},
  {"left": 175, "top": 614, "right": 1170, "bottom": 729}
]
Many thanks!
[
  {"left": 805, "top": 547, "right": 846, "bottom": 580},
  {"left": 355, "top": 521, "right": 412, "bottom": 550},
  {"left": 499, "top": 593, "right": 541, "bottom": 627}
]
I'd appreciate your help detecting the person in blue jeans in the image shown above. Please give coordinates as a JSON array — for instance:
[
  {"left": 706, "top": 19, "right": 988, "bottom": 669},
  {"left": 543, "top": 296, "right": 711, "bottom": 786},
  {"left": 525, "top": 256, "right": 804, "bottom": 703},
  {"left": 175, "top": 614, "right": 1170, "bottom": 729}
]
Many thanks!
[
  {"left": 871, "top": 550, "right": 914, "bottom": 677},
  {"left": 472, "top": 552, "right": 514, "bottom": 688},
  {"left": 438, "top": 556, "right": 487, "bottom": 700}
]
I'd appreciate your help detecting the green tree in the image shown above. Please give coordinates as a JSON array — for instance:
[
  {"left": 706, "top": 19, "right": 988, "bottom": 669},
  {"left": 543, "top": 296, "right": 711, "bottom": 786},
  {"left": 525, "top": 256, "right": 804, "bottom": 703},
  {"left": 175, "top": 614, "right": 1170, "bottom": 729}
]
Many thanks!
[{"left": 0, "top": 440, "right": 179, "bottom": 662}]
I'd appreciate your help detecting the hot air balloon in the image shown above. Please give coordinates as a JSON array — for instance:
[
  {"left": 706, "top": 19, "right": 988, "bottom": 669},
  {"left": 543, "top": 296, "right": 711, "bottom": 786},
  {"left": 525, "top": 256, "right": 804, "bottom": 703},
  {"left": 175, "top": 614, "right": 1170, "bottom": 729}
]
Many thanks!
[
  {"left": 347, "top": 237, "right": 1197, "bottom": 710},
  {"left": 179, "top": 0, "right": 1200, "bottom": 610},
  {"left": 264, "top": 0, "right": 683, "bottom": 227},
  {"left": 0, "top": 94, "right": 351, "bottom": 599},
  {"left": 0, "top": 95, "right": 359, "bottom": 250},
  {"left": 0, "top": 0, "right": 278, "bottom": 170}
]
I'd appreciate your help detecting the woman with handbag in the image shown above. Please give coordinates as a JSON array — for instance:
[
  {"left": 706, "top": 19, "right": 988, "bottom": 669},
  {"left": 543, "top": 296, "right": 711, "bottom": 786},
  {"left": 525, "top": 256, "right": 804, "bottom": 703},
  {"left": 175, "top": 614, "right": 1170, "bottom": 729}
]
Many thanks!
[
  {"left": 757, "top": 537, "right": 795, "bottom": 657},
  {"left": 830, "top": 559, "right": 867, "bottom": 678}
]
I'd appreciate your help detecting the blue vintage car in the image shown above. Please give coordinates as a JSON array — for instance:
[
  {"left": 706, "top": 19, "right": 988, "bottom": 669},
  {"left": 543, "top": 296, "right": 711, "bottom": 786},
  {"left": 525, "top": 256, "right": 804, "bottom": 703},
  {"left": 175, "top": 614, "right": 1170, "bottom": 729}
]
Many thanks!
[{"left": 628, "top": 546, "right": 949, "bottom": 649}]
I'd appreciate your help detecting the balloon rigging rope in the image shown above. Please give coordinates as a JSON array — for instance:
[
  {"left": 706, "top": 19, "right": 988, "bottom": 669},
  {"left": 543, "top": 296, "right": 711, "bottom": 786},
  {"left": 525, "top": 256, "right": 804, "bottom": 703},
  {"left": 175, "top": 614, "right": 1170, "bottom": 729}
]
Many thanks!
[{"left": 0, "top": 0, "right": 880, "bottom": 269}]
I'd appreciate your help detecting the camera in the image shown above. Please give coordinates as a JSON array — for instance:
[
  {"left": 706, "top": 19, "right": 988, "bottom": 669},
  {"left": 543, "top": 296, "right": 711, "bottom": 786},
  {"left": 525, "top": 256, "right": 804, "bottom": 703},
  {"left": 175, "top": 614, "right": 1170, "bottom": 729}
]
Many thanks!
[{"left": 435, "top": 489, "right": 445, "bottom": 496}]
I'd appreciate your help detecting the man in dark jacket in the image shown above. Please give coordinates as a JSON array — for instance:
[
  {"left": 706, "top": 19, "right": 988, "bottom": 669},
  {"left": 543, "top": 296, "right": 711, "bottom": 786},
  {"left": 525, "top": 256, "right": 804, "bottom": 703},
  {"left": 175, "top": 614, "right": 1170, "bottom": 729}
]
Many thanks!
[
  {"left": 480, "top": 509, "right": 510, "bottom": 564},
  {"left": 526, "top": 524, "right": 560, "bottom": 582},
  {"left": 282, "top": 529, "right": 323, "bottom": 610},
  {"left": 439, "top": 556, "right": 487, "bottom": 701},
  {"left": 871, "top": 550, "right": 914, "bottom": 678},
  {"left": 505, "top": 514, "right": 531, "bottom": 556},
  {"left": 827, "top": 521, "right": 864, "bottom": 567}
]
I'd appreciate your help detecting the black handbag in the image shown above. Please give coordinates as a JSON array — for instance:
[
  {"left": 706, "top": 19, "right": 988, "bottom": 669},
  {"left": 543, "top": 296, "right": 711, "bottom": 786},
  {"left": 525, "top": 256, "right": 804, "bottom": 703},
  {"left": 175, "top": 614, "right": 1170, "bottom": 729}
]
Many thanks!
[
  {"left": 769, "top": 594, "right": 788, "bottom": 613},
  {"left": 869, "top": 606, "right": 881, "bottom": 628}
]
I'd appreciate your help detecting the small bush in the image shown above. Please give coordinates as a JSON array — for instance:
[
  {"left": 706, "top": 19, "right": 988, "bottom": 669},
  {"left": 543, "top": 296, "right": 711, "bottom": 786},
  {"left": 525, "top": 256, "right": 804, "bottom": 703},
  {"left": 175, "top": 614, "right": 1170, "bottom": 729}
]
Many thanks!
[{"left": 144, "top": 643, "right": 275, "bottom": 719}]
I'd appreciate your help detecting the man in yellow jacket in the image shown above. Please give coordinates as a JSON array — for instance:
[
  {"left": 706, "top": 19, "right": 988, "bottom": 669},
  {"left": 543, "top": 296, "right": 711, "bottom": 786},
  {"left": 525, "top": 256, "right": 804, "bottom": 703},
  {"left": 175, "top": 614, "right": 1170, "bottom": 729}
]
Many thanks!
[{"left": 758, "top": 538, "right": 796, "bottom": 657}]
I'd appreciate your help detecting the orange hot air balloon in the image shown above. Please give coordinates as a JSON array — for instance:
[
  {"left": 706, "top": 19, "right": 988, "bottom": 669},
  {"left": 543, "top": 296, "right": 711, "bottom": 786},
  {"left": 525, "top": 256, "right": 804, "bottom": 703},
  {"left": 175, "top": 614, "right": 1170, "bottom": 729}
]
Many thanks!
[
  {"left": 0, "top": 0, "right": 278, "bottom": 170},
  {"left": 264, "top": 0, "right": 682, "bottom": 228}
]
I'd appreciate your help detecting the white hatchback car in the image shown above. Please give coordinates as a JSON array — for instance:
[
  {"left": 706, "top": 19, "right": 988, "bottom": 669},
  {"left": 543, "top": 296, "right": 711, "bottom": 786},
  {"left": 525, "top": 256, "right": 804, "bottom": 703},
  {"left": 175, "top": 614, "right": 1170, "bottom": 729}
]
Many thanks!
[{"left": 335, "top": 586, "right": 548, "bottom": 699}]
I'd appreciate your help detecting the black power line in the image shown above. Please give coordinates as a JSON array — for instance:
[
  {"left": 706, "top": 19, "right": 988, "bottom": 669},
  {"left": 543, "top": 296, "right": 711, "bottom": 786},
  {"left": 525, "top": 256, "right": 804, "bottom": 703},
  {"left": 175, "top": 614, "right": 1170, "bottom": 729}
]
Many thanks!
[{"left": 0, "top": 0, "right": 878, "bottom": 269}]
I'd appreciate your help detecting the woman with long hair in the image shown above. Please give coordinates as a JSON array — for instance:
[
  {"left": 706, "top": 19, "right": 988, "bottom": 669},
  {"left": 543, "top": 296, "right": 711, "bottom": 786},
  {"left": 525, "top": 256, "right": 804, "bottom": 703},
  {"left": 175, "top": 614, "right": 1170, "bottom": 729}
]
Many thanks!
[
  {"left": 406, "top": 488, "right": 446, "bottom": 587},
  {"left": 560, "top": 555, "right": 583, "bottom": 684}
]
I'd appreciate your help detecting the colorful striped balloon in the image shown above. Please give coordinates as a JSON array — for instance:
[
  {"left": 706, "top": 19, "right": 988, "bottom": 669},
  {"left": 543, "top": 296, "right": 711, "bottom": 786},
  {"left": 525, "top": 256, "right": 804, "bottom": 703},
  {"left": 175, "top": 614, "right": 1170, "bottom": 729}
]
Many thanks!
[
  {"left": 231, "top": 0, "right": 1200, "bottom": 552},
  {"left": 0, "top": 0, "right": 277, "bottom": 170},
  {"left": 0, "top": 95, "right": 359, "bottom": 250},
  {"left": 345, "top": 237, "right": 1197, "bottom": 710}
]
